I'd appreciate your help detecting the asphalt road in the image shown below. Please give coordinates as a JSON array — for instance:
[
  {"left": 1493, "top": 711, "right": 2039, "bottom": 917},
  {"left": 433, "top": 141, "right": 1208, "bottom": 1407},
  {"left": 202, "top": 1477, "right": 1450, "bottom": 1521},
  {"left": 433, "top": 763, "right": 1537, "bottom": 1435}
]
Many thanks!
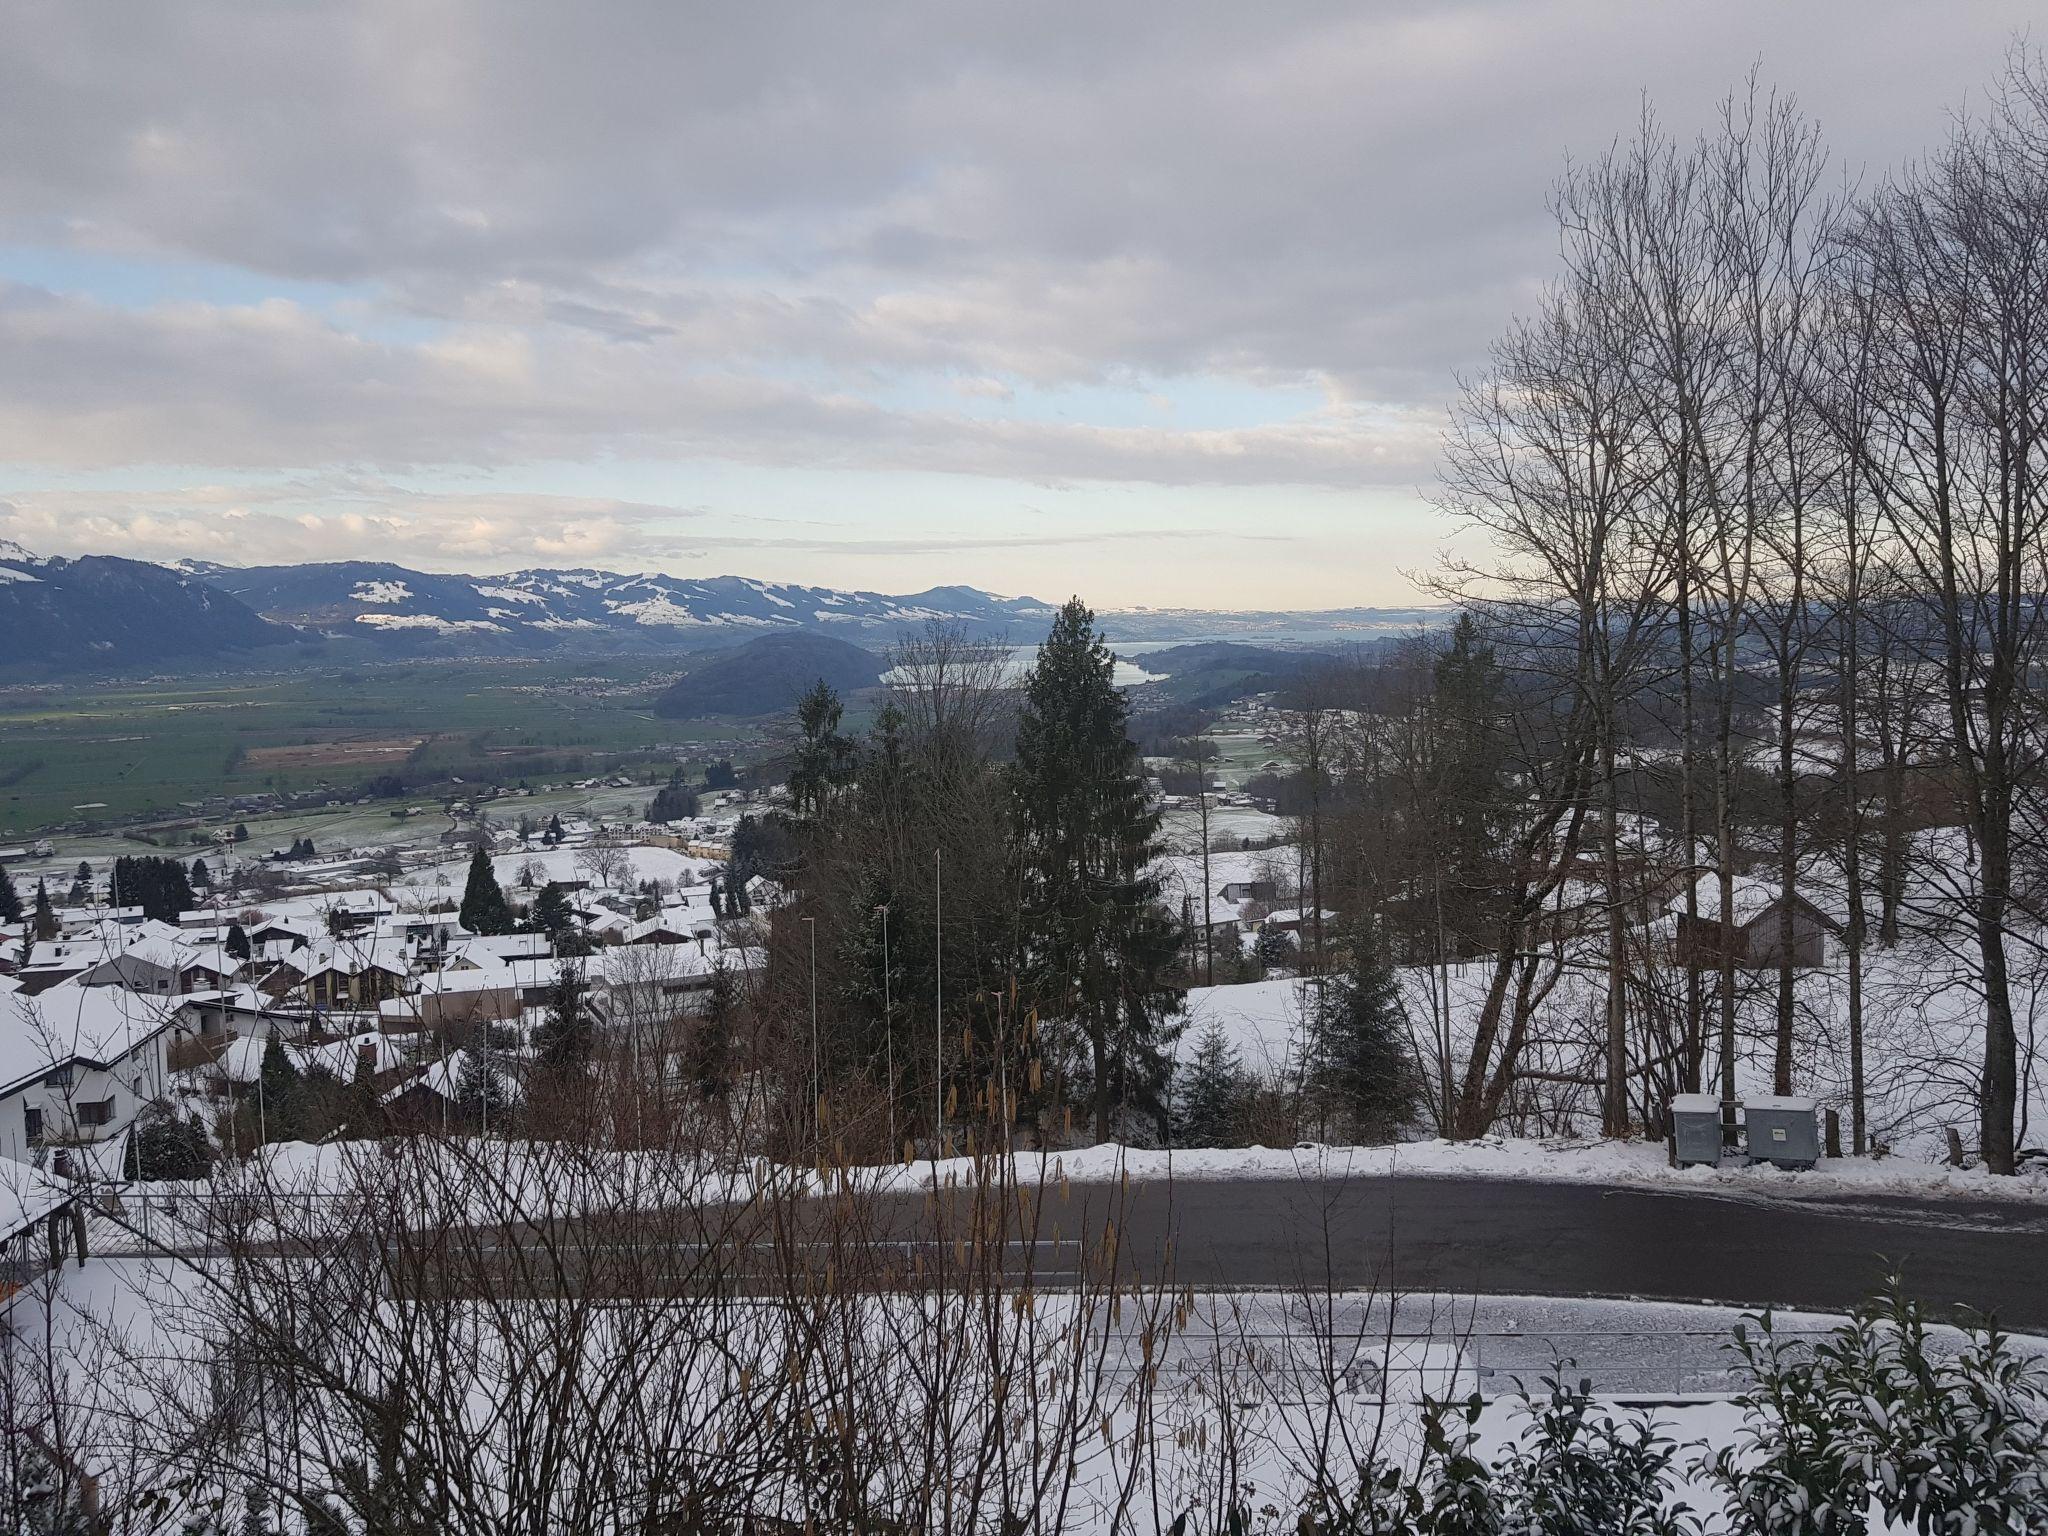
[{"left": 982, "top": 1173, "right": 2048, "bottom": 1329}]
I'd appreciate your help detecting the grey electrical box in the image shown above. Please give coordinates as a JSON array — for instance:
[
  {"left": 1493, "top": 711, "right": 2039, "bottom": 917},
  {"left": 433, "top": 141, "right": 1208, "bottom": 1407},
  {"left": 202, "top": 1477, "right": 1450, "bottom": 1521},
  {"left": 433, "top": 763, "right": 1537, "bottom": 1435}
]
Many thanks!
[
  {"left": 1670, "top": 1093, "right": 1726, "bottom": 1167},
  {"left": 1745, "top": 1096, "right": 1820, "bottom": 1169}
]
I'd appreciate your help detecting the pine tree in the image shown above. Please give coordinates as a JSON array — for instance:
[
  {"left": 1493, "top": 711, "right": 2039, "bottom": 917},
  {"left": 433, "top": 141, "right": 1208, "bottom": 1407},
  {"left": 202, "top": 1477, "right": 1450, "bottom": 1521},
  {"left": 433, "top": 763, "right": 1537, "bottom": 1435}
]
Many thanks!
[
  {"left": 788, "top": 680, "right": 855, "bottom": 820},
  {"left": 1013, "top": 597, "right": 1184, "bottom": 1142},
  {"left": 190, "top": 856, "right": 212, "bottom": 890},
  {"left": 647, "top": 766, "right": 701, "bottom": 824},
  {"left": 31, "top": 879, "right": 59, "bottom": 941},
  {"left": 458, "top": 845, "right": 514, "bottom": 935},
  {"left": 1308, "top": 918, "right": 1418, "bottom": 1144},
  {"left": 455, "top": 1041, "right": 509, "bottom": 1128},
  {"left": 532, "top": 881, "right": 574, "bottom": 938},
  {"left": 534, "top": 962, "right": 592, "bottom": 1070},
  {"left": 258, "top": 1033, "right": 303, "bottom": 1142},
  {"left": 233, "top": 823, "right": 250, "bottom": 843},
  {"left": 0, "top": 867, "right": 20, "bottom": 924},
  {"left": 1173, "top": 1018, "right": 1246, "bottom": 1149},
  {"left": 543, "top": 814, "right": 565, "bottom": 845},
  {"left": 226, "top": 921, "right": 252, "bottom": 961},
  {"left": 690, "top": 955, "right": 737, "bottom": 1099},
  {"left": 110, "top": 854, "right": 195, "bottom": 922},
  {"left": 346, "top": 1043, "right": 382, "bottom": 1136},
  {"left": 124, "top": 1112, "right": 215, "bottom": 1181}
]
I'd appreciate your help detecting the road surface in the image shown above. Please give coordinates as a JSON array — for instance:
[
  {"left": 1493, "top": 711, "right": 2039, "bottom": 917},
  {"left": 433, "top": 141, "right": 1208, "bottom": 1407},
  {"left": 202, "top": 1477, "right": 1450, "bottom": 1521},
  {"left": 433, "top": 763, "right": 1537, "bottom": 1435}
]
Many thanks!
[{"left": 948, "top": 1172, "right": 2048, "bottom": 1328}]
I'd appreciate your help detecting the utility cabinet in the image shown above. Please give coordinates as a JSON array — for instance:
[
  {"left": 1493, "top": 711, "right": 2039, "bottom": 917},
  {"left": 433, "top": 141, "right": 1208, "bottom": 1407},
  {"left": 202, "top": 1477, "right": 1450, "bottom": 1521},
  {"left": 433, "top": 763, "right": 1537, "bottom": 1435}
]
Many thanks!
[
  {"left": 1745, "top": 1096, "right": 1820, "bottom": 1170},
  {"left": 1670, "top": 1093, "right": 1727, "bottom": 1167}
]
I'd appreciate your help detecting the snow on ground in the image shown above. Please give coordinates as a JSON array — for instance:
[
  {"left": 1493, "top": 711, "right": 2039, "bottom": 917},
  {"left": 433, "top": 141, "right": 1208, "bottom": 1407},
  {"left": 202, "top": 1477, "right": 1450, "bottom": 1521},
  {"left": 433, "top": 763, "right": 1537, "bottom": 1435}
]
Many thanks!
[
  {"left": 883, "top": 1136, "right": 2048, "bottom": 1204},
  {"left": 390, "top": 844, "right": 719, "bottom": 904}
]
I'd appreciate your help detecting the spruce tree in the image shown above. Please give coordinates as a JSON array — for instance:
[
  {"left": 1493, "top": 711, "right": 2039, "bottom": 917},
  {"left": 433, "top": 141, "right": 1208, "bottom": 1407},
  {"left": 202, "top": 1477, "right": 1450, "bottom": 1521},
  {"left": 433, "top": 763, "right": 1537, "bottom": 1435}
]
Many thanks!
[
  {"left": 455, "top": 1041, "right": 509, "bottom": 1128},
  {"left": 690, "top": 955, "right": 737, "bottom": 1099},
  {"left": 31, "top": 879, "right": 59, "bottom": 941},
  {"left": 532, "top": 881, "right": 574, "bottom": 938},
  {"left": 788, "top": 680, "right": 855, "bottom": 820},
  {"left": 225, "top": 921, "right": 252, "bottom": 961},
  {"left": 534, "top": 961, "right": 592, "bottom": 1070},
  {"left": 191, "top": 856, "right": 212, "bottom": 889},
  {"left": 647, "top": 767, "right": 701, "bottom": 824},
  {"left": 458, "top": 845, "right": 514, "bottom": 935},
  {"left": 1013, "top": 597, "right": 1184, "bottom": 1142},
  {"left": 1173, "top": 1018, "right": 1246, "bottom": 1149},
  {"left": 0, "top": 867, "right": 20, "bottom": 924},
  {"left": 1308, "top": 918, "right": 1419, "bottom": 1144},
  {"left": 258, "top": 1032, "right": 303, "bottom": 1142}
]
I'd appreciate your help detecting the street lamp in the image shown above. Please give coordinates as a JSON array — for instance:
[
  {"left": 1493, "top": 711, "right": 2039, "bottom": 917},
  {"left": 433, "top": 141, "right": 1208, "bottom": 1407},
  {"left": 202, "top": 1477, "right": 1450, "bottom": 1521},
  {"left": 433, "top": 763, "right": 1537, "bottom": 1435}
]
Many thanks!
[
  {"left": 876, "top": 903, "right": 894, "bottom": 1155},
  {"left": 801, "top": 914, "right": 819, "bottom": 1135}
]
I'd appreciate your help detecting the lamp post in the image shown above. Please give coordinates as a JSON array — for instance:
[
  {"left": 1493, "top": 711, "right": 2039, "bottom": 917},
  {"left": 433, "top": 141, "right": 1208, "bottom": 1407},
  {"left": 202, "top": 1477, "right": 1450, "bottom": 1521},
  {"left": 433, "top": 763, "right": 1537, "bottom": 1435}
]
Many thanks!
[
  {"left": 876, "top": 903, "right": 894, "bottom": 1155},
  {"left": 802, "top": 914, "right": 819, "bottom": 1137}
]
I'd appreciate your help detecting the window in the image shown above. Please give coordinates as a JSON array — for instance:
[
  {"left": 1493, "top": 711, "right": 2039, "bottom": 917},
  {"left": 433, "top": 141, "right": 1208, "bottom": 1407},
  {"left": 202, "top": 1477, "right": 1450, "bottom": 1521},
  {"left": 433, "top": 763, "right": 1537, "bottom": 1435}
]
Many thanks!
[
  {"left": 24, "top": 1107, "right": 41, "bottom": 1146},
  {"left": 42, "top": 1064, "right": 72, "bottom": 1090},
  {"left": 77, "top": 1098, "right": 116, "bottom": 1128}
]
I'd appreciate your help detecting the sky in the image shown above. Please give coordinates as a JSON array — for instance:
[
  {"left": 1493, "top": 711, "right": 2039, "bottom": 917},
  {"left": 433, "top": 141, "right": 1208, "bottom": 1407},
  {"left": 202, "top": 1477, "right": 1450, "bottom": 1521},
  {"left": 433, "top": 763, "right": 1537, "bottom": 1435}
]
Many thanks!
[{"left": 0, "top": 1, "right": 2038, "bottom": 609}]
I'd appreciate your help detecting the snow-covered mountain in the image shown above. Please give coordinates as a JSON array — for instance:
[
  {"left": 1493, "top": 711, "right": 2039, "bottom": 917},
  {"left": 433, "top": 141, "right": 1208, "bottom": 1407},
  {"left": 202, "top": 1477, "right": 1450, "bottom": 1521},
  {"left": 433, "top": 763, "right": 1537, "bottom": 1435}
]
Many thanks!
[
  {"left": 1, "top": 547, "right": 291, "bottom": 671},
  {"left": 180, "top": 560, "right": 1058, "bottom": 646}
]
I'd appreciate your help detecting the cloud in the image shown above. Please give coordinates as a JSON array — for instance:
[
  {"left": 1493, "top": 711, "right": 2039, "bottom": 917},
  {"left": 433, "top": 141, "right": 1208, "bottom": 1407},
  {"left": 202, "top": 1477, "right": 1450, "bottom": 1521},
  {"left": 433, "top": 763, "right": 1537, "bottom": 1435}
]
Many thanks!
[{"left": 0, "top": 0, "right": 2037, "bottom": 598}]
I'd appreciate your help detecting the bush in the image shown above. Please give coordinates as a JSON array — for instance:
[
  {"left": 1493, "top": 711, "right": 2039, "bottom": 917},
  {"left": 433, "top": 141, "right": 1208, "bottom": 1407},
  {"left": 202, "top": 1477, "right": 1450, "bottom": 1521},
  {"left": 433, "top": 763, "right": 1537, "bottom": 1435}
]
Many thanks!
[{"left": 123, "top": 1113, "right": 214, "bottom": 1182}]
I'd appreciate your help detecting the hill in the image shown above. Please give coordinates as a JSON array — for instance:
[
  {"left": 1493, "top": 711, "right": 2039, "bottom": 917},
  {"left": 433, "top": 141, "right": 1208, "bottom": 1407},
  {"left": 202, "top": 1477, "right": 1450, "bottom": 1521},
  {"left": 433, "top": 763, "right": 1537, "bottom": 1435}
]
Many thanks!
[
  {"left": 185, "top": 560, "right": 1057, "bottom": 651},
  {"left": 650, "top": 632, "right": 887, "bottom": 719},
  {"left": 0, "top": 546, "right": 292, "bottom": 673}
]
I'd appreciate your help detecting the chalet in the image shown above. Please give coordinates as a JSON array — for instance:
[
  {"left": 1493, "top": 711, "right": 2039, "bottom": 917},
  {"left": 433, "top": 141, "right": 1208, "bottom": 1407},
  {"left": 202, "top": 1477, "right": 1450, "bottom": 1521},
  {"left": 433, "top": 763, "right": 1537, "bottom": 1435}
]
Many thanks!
[
  {"left": 1669, "top": 875, "right": 1835, "bottom": 971},
  {"left": 1217, "top": 880, "right": 1277, "bottom": 903},
  {"left": 0, "top": 985, "right": 190, "bottom": 1162},
  {"left": 296, "top": 942, "right": 412, "bottom": 1012}
]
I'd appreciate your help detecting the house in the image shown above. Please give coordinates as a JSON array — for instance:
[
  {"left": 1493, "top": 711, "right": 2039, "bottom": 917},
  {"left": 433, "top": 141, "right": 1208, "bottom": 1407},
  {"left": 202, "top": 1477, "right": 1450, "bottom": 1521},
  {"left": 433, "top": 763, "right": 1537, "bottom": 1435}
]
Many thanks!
[
  {"left": 70, "top": 921, "right": 199, "bottom": 997},
  {"left": 596, "top": 942, "right": 762, "bottom": 1022},
  {"left": 1669, "top": 875, "right": 1836, "bottom": 971},
  {"left": 1216, "top": 880, "right": 1277, "bottom": 903},
  {"left": 296, "top": 941, "right": 413, "bottom": 1012},
  {"left": 0, "top": 985, "right": 191, "bottom": 1163}
]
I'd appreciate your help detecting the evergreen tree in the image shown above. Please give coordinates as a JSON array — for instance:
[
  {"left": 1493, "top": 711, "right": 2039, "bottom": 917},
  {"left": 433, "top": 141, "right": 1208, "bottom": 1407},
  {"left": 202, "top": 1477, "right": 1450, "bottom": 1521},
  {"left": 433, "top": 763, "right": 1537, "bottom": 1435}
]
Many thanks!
[
  {"left": 1308, "top": 918, "right": 1419, "bottom": 1144},
  {"left": 190, "top": 856, "right": 212, "bottom": 890},
  {"left": 31, "top": 879, "right": 59, "bottom": 941},
  {"left": 534, "top": 961, "right": 592, "bottom": 1070},
  {"left": 705, "top": 758, "right": 738, "bottom": 789},
  {"left": 67, "top": 863, "right": 90, "bottom": 904},
  {"left": 1013, "top": 597, "right": 1184, "bottom": 1142},
  {"left": 225, "top": 921, "right": 252, "bottom": 962},
  {"left": 455, "top": 1041, "right": 510, "bottom": 1128},
  {"left": 1172, "top": 1018, "right": 1247, "bottom": 1149},
  {"left": 458, "top": 845, "right": 514, "bottom": 935},
  {"left": 343, "top": 1043, "right": 383, "bottom": 1137},
  {"left": 646, "top": 766, "right": 701, "bottom": 824},
  {"left": 543, "top": 814, "right": 565, "bottom": 845},
  {"left": 690, "top": 955, "right": 737, "bottom": 1099},
  {"left": 258, "top": 1032, "right": 303, "bottom": 1142},
  {"left": 123, "top": 1111, "right": 215, "bottom": 1181},
  {"left": 707, "top": 879, "right": 725, "bottom": 920},
  {"left": 109, "top": 854, "right": 196, "bottom": 922},
  {"left": 233, "top": 823, "right": 250, "bottom": 842},
  {"left": 787, "top": 680, "right": 855, "bottom": 820},
  {"left": 532, "top": 881, "right": 575, "bottom": 938},
  {"left": 0, "top": 867, "right": 19, "bottom": 924}
]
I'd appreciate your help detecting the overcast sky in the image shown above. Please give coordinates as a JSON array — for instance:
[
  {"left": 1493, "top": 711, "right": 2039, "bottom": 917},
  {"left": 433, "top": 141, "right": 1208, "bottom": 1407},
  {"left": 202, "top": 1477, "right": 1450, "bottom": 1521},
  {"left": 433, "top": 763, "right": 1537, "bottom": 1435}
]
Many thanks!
[{"left": 0, "top": 2, "right": 2036, "bottom": 608}]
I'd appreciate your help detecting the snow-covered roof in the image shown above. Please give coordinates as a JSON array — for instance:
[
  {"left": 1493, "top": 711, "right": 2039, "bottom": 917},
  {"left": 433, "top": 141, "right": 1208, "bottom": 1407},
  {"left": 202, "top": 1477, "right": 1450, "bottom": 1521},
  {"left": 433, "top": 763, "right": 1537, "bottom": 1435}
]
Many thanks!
[
  {"left": 0, "top": 1156, "right": 71, "bottom": 1240},
  {"left": 0, "top": 985, "right": 186, "bottom": 1094}
]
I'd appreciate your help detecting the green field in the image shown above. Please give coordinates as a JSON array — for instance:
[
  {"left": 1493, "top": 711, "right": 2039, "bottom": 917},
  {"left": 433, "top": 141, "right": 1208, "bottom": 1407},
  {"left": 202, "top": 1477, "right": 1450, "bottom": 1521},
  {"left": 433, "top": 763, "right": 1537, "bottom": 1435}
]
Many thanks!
[{"left": 0, "top": 658, "right": 749, "bottom": 837}]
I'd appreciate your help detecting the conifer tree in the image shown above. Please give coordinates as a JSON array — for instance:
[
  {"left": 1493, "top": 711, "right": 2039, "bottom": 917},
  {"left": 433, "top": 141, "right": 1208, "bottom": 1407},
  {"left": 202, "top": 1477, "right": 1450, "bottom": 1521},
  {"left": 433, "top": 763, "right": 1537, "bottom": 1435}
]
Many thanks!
[
  {"left": 258, "top": 1032, "right": 303, "bottom": 1142},
  {"left": 532, "top": 881, "right": 574, "bottom": 938},
  {"left": 31, "top": 879, "right": 59, "bottom": 941},
  {"left": 0, "top": 867, "right": 19, "bottom": 924},
  {"left": 458, "top": 845, "right": 514, "bottom": 935},
  {"left": 1013, "top": 597, "right": 1183, "bottom": 1141},
  {"left": 191, "top": 856, "right": 212, "bottom": 890},
  {"left": 534, "top": 961, "right": 592, "bottom": 1070},
  {"left": 1308, "top": 917, "right": 1418, "bottom": 1143},
  {"left": 788, "top": 680, "right": 855, "bottom": 821},
  {"left": 456, "top": 1040, "right": 510, "bottom": 1129},
  {"left": 690, "top": 955, "right": 737, "bottom": 1099},
  {"left": 1172, "top": 1018, "right": 1246, "bottom": 1148},
  {"left": 225, "top": 922, "right": 252, "bottom": 961}
]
